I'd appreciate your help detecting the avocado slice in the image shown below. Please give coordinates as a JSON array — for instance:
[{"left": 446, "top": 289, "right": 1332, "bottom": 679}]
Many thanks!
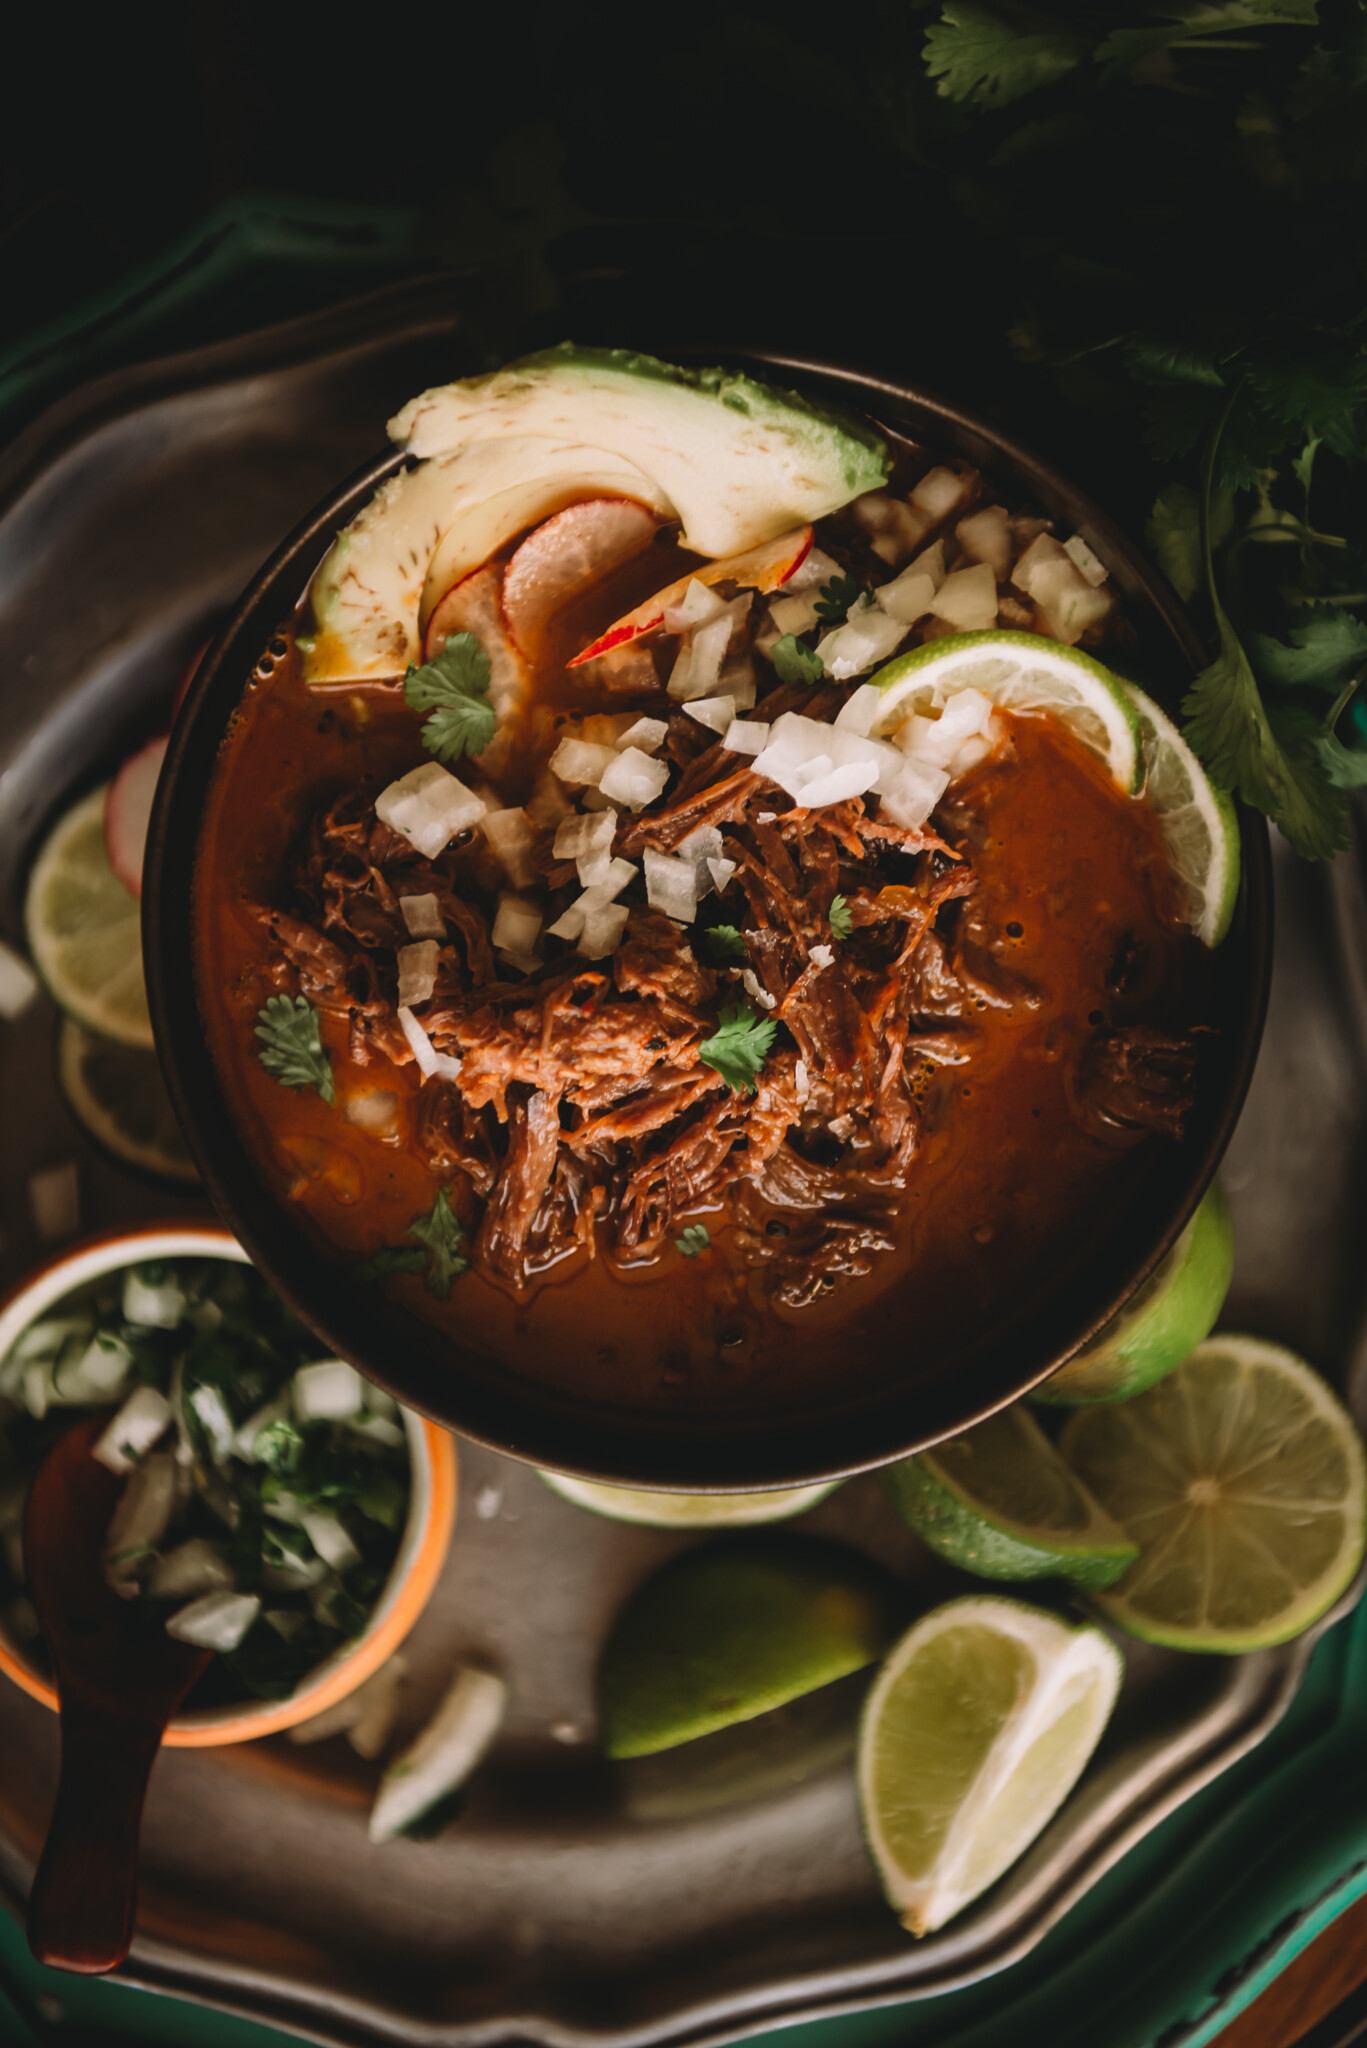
[{"left": 389, "top": 344, "right": 890, "bottom": 561}]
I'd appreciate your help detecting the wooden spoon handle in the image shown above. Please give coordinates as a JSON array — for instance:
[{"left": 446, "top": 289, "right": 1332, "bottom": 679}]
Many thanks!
[{"left": 27, "top": 1697, "right": 167, "bottom": 1973}]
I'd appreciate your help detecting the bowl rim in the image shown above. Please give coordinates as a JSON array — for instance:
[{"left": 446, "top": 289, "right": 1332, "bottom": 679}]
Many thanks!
[
  {"left": 0, "top": 1222, "right": 457, "bottom": 1745},
  {"left": 144, "top": 351, "right": 1273, "bottom": 1490}
]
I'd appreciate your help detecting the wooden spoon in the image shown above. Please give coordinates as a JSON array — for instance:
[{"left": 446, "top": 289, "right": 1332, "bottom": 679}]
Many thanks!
[{"left": 24, "top": 1414, "right": 211, "bottom": 1973}]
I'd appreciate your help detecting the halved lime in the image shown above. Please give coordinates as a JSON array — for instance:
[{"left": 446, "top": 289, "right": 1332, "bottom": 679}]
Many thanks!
[
  {"left": 884, "top": 1405, "right": 1137, "bottom": 1588},
  {"left": 1124, "top": 682, "right": 1240, "bottom": 947},
  {"left": 597, "top": 1533, "right": 904, "bottom": 1759},
  {"left": 858, "top": 1595, "right": 1122, "bottom": 1935},
  {"left": 868, "top": 630, "right": 1142, "bottom": 794},
  {"left": 25, "top": 787, "right": 152, "bottom": 1048},
  {"left": 57, "top": 1018, "right": 199, "bottom": 1186},
  {"left": 1032, "top": 1183, "right": 1234, "bottom": 1407},
  {"left": 540, "top": 1470, "right": 840, "bottom": 1528},
  {"left": 1061, "top": 1336, "right": 1367, "bottom": 1653}
]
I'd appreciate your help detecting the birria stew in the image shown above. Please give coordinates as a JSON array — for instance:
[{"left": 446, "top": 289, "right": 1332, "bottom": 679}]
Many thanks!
[{"left": 192, "top": 348, "right": 1223, "bottom": 1413}]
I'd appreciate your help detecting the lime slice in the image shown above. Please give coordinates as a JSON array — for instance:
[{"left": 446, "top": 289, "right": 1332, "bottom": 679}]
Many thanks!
[
  {"left": 1033, "top": 1183, "right": 1234, "bottom": 1407},
  {"left": 858, "top": 1595, "right": 1122, "bottom": 1934},
  {"left": 57, "top": 1018, "right": 199, "bottom": 1186},
  {"left": 1124, "top": 682, "right": 1240, "bottom": 947},
  {"left": 597, "top": 1533, "right": 903, "bottom": 1758},
  {"left": 25, "top": 786, "right": 152, "bottom": 1048},
  {"left": 884, "top": 1405, "right": 1137, "bottom": 1588},
  {"left": 1061, "top": 1336, "right": 1367, "bottom": 1653},
  {"left": 868, "top": 630, "right": 1142, "bottom": 795},
  {"left": 540, "top": 1470, "right": 840, "bottom": 1528}
]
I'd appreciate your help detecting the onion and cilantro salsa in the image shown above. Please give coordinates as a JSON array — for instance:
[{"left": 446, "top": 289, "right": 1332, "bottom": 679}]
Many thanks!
[
  {"left": 193, "top": 348, "right": 1234, "bottom": 1413},
  {"left": 0, "top": 1258, "right": 409, "bottom": 1704}
]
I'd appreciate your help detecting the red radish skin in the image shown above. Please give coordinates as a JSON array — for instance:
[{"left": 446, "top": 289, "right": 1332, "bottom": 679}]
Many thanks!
[
  {"left": 423, "top": 565, "right": 529, "bottom": 771},
  {"left": 499, "top": 498, "right": 662, "bottom": 658},
  {"left": 104, "top": 736, "right": 169, "bottom": 899},
  {"left": 569, "top": 526, "right": 813, "bottom": 667}
]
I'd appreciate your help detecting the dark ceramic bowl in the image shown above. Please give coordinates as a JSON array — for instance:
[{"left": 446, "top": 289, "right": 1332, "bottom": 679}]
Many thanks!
[{"left": 144, "top": 352, "right": 1272, "bottom": 1489}]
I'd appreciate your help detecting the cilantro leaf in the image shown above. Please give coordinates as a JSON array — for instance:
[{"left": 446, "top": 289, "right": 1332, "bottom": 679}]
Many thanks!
[
  {"left": 1146, "top": 481, "right": 1234, "bottom": 602},
  {"left": 1249, "top": 610, "right": 1367, "bottom": 692},
  {"left": 407, "top": 1187, "right": 470, "bottom": 1300},
  {"left": 675, "top": 1224, "right": 711, "bottom": 1257},
  {"left": 829, "top": 894, "right": 853, "bottom": 940},
  {"left": 698, "top": 1004, "right": 778, "bottom": 1095},
  {"left": 404, "top": 633, "right": 495, "bottom": 764},
  {"left": 925, "top": 2, "right": 1083, "bottom": 108},
  {"left": 771, "top": 635, "right": 825, "bottom": 685},
  {"left": 1097, "top": 3, "right": 1318, "bottom": 78},
  {"left": 355, "top": 1246, "right": 428, "bottom": 1285},
  {"left": 703, "top": 925, "right": 749, "bottom": 964},
  {"left": 814, "top": 573, "right": 863, "bottom": 623},
  {"left": 255, "top": 997, "right": 334, "bottom": 1105},
  {"left": 1321, "top": 730, "right": 1367, "bottom": 788}
]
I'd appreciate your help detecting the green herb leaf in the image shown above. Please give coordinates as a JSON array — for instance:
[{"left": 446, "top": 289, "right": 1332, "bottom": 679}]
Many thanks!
[
  {"left": 675, "top": 1225, "right": 711, "bottom": 1257},
  {"left": 355, "top": 1246, "right": 429, "bottom": 1285},
  {"left": 771, "top": 635, "right": 825, "bottom": 685},
  {"left": 814, "top": 573, "right": 863, "bottom": 623},
  {"left": 698, "top": 1003, "right": 778, "bottom": 1096},
  {"left": 1097, "top": 3, "right": 1318, "bottom": 80},
  {"left": 925, "top": 2, "right": 1083, "bottom": 107},
  {"left": 703, "top": 925, "right": 749, "bottom": 965},
  {"left": 408, "top": 1188, "right": 470, "bottom": 1300},
  {"left": 254, "top": 997, "right": 334, "bottom": 1105},
  {"left": 1146, "top": 481, "right": 1235, "bottom": 602},
  {"left": 1249, "top": 610, "right": 1367, "bottom": 692},
  {"left": 254, "top": 1419, "right": 303, "bottom": 1476},
  {"left": 403, "top": 633, "right": 496, "bottom": 764},
  {"left": 828, "top": 894, "right": 853, "bottom": 941},
  {"left": 1321, "top": 730, "right": 1367, "bottom": 788}
]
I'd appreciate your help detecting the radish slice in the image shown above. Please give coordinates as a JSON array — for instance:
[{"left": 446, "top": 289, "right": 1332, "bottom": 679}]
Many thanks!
[
  {"left": 569, "top": 526, "right": 813, "bottom": 668},
  {"left": 104, "top": 735, "right": 168, "bottom": 899},
  {"left": 500, "top": 498, "right": 662, "bottom": 657},
  {"left": 422, "top": 565, "right": 529, "bottom": 727}
]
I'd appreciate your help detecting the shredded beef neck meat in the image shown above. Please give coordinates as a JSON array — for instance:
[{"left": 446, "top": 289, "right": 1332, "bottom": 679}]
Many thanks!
[{"left": 1072, "top": 1025, "right": 1199, "bottom": 1142}]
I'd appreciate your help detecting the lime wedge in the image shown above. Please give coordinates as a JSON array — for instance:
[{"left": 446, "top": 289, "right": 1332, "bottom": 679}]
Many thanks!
[
  {"left": 25, "top": 787, "right": 152, "bottom": 1048},
  {"left": 884, "top": 1406, "right": 1137, "bottom": 1588},
  {"left": 1123, "top": 682, "right": 1240, "bottom": 947},
  {"left": 1061, "top": 1336, "right": 1367, "bottom": 1653},
  {"left": 858, "top": 1595, "right": 1122, "bottom": 1934},
  {"left": 1033, "top": 1183, "right": 1234, "bottom": 1407},
  {"left": 57, "top": 1018, "right": 199, "bottom": 1186},
  {"left": 868, "top": 630, "right": 1142, "bottom": 794},
  {"left": 597, "top": 1534, "right": 903, "bottom": 1759},
  {"left": 540, "top": 1470, "right": 840, "bottom": 1528}
]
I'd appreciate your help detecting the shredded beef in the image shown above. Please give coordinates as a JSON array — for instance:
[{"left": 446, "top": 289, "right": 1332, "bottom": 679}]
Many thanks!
[{"left": 1072, "top": 1025, "right": 1199, "bottom": 1142}]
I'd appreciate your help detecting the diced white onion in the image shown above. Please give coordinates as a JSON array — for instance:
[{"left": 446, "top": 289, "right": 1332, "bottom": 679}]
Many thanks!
[
  {"left": 397, "top": 1006, "right": 461, "bottom": 1081},
  {"left": 931, "top": 563, "right": 998, "bottom": 630},
  {"left": 554, "top": 808, "right": 616, "bottom": 880},
  {"left": 722, "top": 720, "right": 769, "bottom": 755},
  {"left": 301, "top": 1509, "right": 362, "bottom": 1573},
  {"left": 911, "top": 465, "right": 975, "bottom": 519},
  {"left": 794, "top": 761, "right": 880, "bottom": 807},
  {"left": 809, "top": 943, "right": 835, "bottom": 969},
  {"left": 956, "top": 505, "right": 1013, "bottom": 579},
  {"left": 1063, "top": 534, "right": 1109, "bottom": 587},
  {"left": 369, "top": 1664, "right": 508, "bottom": 1844},
  {"left": 400, "top": 893, "right": 445, "bottom": 939},
  {"left": 294, "top": 1358, "right": 365, "bottom": 1421},
  {"left": 615, "top": 716, "right": 669, "bottom": 754},
  {"left": 93, "top": 1385, "right": 172, "bottom": 1474},
  {"left": 376, "top": 762, "right": 483, "bottom": 860},
  {"left": 950, "top": 734, "right": 995, "bottom": 777},
  {"left": 598, "top": 747, "right": 670, "bottom": 810},
  {"left": 683, "top": 695, "right": 736, "bottom": 735},
  {"left": 102, "top": 1453, "right": 177, "bottom": 1588},
  {"left": 235, "top": 1393, "right": 290, "bottom": 1460},
  {"left": 897, "top": 688, "right": 995, "bottom": 770},
  {"left": 817, "top": 599, "right": 908, "bottom": 682},
  {"left": 707, "top": 856, "right": 737, "bottom": 893},
  {"left": 668, "top": 609, "right": 734, "bottom": 703},
  {"left": 189, "top": 1381, "right": 236, "bottom": 1461},
  {"left": 491, "top": 892, "right": 543, "bottom": 960},
  {"left": 834, "top": 684, "right": 882, "bottom": 737},
  {"left": 549, "top": 738, "right": 619, "bottom": 787},
  {"left": 1014, "top": 535, "right": 1112, "bottom": 641},
  {"left": 663, "top": 578, "right": 726, "bottom": 631},
  {"left": 849, "top": 493, "right": 924, "bottom": 566},
  {"left": 678, "top": 825, "right": 725, "bottom": 901},
  {"left": 149, "top": 1538, "right": 235, "bottom": 1601},
  {"left": 751, "top": 712, "right": 902, "bottom": 807},
  {"left": 782, "top": 545, "right": 843, "bottom": 592},
  {"left": 546, "top": 903, "right": 587, "bottom": 942},
  {"left": 68, "top": 1332, "right": 133, "bottom": 1400},
  {"left": 579, "top": 901, "right": 631, "bottom": 959},
  {"left": 0, "top": 940, "right": 38, "bottom": 1022},
  {"left": 124, "top": 1269, "right": 187, "bottom": 1328},
  {"left": 166, "top": 1590, "right": 261, "bottom": 1653},
  {"left": 481, "top": 807, "right": 537, "bottom": 887},
  {"left": 344, "top": 1088, "right": 400, "bottom": 1135},
  {"left": 397, "top": 940, "right": 439, "bottom": 1008},
  {"left": 880, "top": 757, "right": 951, "bottom": 830},
  {"left": 742, "top": 969, "right": 776, "bottom": 1011},
  {"left": 767, "top": 590, "right": 822, "bottom": 635},
  {"left": 643, "top": 849, "right": 699, "bottom": 923}
]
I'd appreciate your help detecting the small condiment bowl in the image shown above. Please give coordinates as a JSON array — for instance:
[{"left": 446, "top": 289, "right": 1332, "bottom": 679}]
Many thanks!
[{"left": 0, "top": 1222, "right": 457, "bottom": 1747}]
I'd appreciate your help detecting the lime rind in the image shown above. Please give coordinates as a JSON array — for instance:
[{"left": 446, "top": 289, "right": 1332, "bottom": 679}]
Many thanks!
[
  {"left": 1061, "top": 1336, "right": 1367, "bottom": 1654},
  {"left": 1032, "top": 1182, "right": 1235, "bottom": 1407},
  {"left": 1122, "top": 682, "right": 1241, "bottom": 948},
  {"left": 868, "top": 630, "right": 1143, "bottom": 796},
  {"left": 539, "top": 1470, "right": 839, "bottom": 1528},
  {"left": 857, "top": 1595, "right": 1123, "bottom": 1935},
  {"left": 884, "top": 1406, "right": 1137, "bottom": 1589}
]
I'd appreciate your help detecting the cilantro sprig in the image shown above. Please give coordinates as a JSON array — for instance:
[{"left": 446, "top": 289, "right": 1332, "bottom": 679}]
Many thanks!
[
  {"left": 404, "top": 633, "right": 496, "bottom": 765},
  {"left": 356, "top": 1188, "right": 469, "bottom": 1299},
  {"left": 675, "top": 1225, "right": 711, "bottom": 1257},
  {"left": 771, "top": 635, "right": 825, "bottom": 686},
  {"left": 829, "top": 894, "right": 853, "bottom": 941},
  {"left": 703, "top": 924, "right": 749, "bottom": 965},
  {"left": 814, "top": 573, "right": 862, "bottom": 623},
  {"left": 255, "top": 997, "right": 334, "bottom": 1105},
  {"left": 699, "top": 1004, "right": 777, "bottom": 1096}
]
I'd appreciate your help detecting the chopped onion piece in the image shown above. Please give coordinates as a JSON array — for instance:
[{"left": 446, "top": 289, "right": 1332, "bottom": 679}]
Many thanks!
[
  {"left": 683, "top": 695, "right": 736, "bottom": 735},
  {"left": 668, "top": 609, "right": 733, "bottom": 703},
  {"left": 190, "top": 1382, "right": 236, "bottom": 1461},
  {"left": 783, "top": 545, "right": 844, "bottom": 592},
  {"left": 549, "top": 738, "right": 619, "bottom": 787},
  {"left": 546, "top": 903, "right": 587, "bottom": 942},
  {"left": 956, "top": 505, "right": 1012, "bottom": 579},
  {"left": 93, "top": 1385, "right": 172, "bottom": 1474},
  {"left": 376, "top": 762, "right": 483, "bottom": 860},
  {"left": 880, "top": 757, "right": 951, "bottom": 830},
  {"left": 1014, "top": 535, "right": 1112, "bottom": 641},
  {"left": 166, "top": 1590, "right": 261, "bottom": 1653},
  {"left": 554, "top": 808, "right": 616, "bottom": 877},
  {"left": 235, "top": 1393, "right": 290, "bottom": 1460},
  {"left": 898, "top": 688, "right": 995, "bottom": 769},
  {"left": 294, "top": 1358, "right": 365, "bottom": 1421},
  {"left": 398, "top": 1006, "right": 461, "bottom": 1082},
  {"left": 344, "top": 1088, "right": 400, "bottom": 1135},
  {"left": 723, "top": 719, "right": 769, "bottom": 755},
  {"left": 809, "top": 944, "right": 835, "bottom": 969},
  {"left": 742, "top": 969, "right": 776, "bottom": 1011},
  {"left": 400, "top": 893, "right": 445, "bottom": 939},
  {"left": 817, "top": 599, "right": 908, "bottom": 681},
  {"left": 0, "top": 940, "right": 38, "bottom": 1022},
  {"left": 678, "top": 825, "right": 725, "bottom": 900},
  {"left": 302, "top": 1509, "right": 362, "bottom": 1573},
  {"left": 721, "top": 653, "right": 757, "bottom": 710},
  {"left": 795, "top": 762, "right": 880, "bottom": 807},
  {"left": 850, "top": 492, "right": 923, "bottom": 567},
  {"left": 707, "top": 856, "right": 737, "bottom": 893},
  {"left": 875, "top": 572, "right": 935, "bottom": 627},
  {"left": 598, "top": 746, "right": 670, "bottom": 810},
  {"left": 615, "top": 716, "right": 669, "bottom": 754},
  {"left": 643, "top": 849, "right": 699, "bottom": 923},
  {"left": 149, "top": 1538, "right": 235, "bottom": 1601},
  {"left": 369, "top": 1664, "right": 508, "bottom": 1844},
  {"left": 481, "top": 807, "right": 537, "bottom": 887},
  {"left": 491, "top": 892, "right": 543, "bottom": 960},
  {"left": 752, "top": 712, "right": 902, "bottom": 806},
  {"left": 768, "top": 590, "right": 822, "bottom": 635},
  {"left": 794, "top": 1059, "right": 810, "bottom": 1101},
  {"left": 1063, "top": 534, "right": 1109, "bottom": 587},
  {"left": 397, "top": 940, "right": 439, "bottom": 1008},
  {"left": 931, "top": 563, "right": 998, "bottom": 630},
  {"left": 124, "top": 1268, "right": 186, "bottom": 1328},
  {"left": 579, "top": 901, "right": 631, "bottom": 959},
  {"left": 103, "top": 1453, "right": 176, "bottom": 1590},
  {"left": 581, "top": 787, "right": 618, "bottom": 812},
  {"left": 950, "top": 734, "right": 994, "bottom": 777},
  {"left": 663, "top": 578, "right": 726, "bottom": 631},
  {"left": 834, "top": 684, "right": 882, "bottom": 737},
  {"left": 911, "top": 465, "right": 976, "bottom": 520}
]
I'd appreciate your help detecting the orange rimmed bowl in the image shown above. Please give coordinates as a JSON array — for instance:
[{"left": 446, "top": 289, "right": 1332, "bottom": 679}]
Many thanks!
[{"left": 0, "top": 1222, "right": 457, "bottom": 1746}]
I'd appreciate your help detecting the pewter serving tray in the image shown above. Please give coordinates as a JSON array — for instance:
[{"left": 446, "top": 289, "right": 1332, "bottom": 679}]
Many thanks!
[{"left": 0, "top": 287, "right": 1363, "bottom": 2048}]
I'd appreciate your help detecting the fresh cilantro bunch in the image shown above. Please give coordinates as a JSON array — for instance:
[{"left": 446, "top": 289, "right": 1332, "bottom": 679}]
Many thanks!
[{"left": 404, "top": 633, "right": 496, "bottom": 764}]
